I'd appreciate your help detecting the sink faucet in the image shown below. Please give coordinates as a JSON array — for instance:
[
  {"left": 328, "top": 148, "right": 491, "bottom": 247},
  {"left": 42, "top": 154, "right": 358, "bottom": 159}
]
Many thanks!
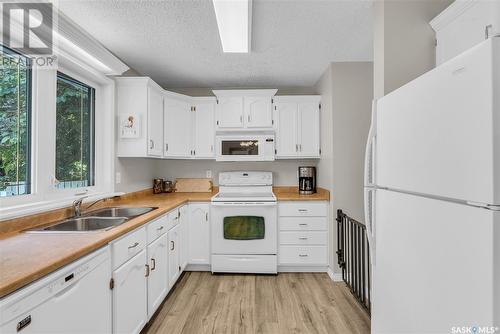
[
  {"left": 73, "top": 195, "right": 120, "bottom": 217},
  {"left": 73, "top": 196, "right": 88, "bottom": 217}
]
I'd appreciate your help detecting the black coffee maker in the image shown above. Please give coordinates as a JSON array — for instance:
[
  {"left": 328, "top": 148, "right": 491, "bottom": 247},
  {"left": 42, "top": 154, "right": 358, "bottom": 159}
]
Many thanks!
[{"left": 298, "top": 167, "right": 316, "bottom": 195}]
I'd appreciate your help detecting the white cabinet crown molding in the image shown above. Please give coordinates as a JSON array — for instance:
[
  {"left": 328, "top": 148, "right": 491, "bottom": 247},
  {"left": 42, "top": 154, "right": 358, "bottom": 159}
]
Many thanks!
[{"left": 212, "top": 89, "right": 278, "bottom": 97}]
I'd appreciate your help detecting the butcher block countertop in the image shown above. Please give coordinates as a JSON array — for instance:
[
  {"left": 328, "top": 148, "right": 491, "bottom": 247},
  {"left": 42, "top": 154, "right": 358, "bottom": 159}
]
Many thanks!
[{"left": 0, "top": 187, "right": 329, "bottom": 298}]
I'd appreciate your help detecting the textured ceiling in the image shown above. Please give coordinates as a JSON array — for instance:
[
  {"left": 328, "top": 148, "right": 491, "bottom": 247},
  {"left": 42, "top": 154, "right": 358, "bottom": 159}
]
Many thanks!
[{"left": 58, "top": 0, "right": 374, "bottom": 88}]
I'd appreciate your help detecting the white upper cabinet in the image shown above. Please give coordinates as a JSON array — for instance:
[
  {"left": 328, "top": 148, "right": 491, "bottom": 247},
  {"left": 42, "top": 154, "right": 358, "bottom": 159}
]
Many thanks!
[
  {"left": 245, "top": 96, "right": 273, "bottom": 128},
  {"left": 215, "top": 96, "right": 244, "bottom": 129},
  {"left": 431, "top": 0, "right": 500, "bottom": 65},
  {"left": 213, "top": 89, "right": 277, "bottom": 130},
  {"left": 193, "top": 97, "right": 216, "bottom": 158},
  {"left": 164, "top": 93, "right": 192, "bottom": 158},
  {"left": 116, "top": 77, "right": 164, "bottom": 158},
  {"left": 274, "top": 96, "right": 321, "bottom": 159},
  {"left": 147, "top": 86, "right": 164, "bottom": 157}
]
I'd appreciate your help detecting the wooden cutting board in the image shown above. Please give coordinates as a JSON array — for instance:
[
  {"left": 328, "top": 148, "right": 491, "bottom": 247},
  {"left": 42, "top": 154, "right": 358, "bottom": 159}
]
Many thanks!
[{"left": 174, "top": 178, "right": 213, "bottom": 193}]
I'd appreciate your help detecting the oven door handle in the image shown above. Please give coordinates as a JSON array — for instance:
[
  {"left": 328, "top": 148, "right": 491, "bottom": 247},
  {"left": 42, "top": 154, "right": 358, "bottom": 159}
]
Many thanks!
[{"left": 210, "top": 201, "right": 277, "bottom": 207}]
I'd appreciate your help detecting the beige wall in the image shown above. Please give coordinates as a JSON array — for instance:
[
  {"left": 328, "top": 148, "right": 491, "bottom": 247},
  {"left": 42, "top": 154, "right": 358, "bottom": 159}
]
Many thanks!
[
  {"left": 374, "top": 0, "right": 452, "bottom": 98},
  {"left": 114, "top": 158, "right": 156, "bottom": 193},
  {"left": 315, "top": 62, "right": 373, "bottom": 273}
]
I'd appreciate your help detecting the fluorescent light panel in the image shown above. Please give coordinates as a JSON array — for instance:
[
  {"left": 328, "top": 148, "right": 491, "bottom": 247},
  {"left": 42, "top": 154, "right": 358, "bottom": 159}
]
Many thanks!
[{"left": 212, "top": 0, "right": 252, "bottom": 53}]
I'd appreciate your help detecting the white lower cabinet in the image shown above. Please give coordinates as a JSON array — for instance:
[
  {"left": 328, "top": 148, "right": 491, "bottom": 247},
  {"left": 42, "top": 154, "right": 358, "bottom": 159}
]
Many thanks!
[
  {"left": 278, "top": 201, "right": 328, "bottom": 268},
  {"left": 179, "top": 205, "right": 189, "bottom": 271},
  {"left": 188, "top": 203, "right": 210, "bottom": 265},
  {"left": 168, "top": 224, "right": 181, "bottom": 287},
  {"left": 112, "top": 250, "right": 148, "bottom": 334},
  {"left": 147, "top": 234, "right": 169, "bottom": 319}
]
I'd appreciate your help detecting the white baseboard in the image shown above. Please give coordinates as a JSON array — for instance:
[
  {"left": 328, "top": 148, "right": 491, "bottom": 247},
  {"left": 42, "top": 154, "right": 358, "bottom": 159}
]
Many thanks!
[
  {"left": 278, "top": 265, "right": 328, "bottom": 273},
  {"left": 327, "top": 268, "right": 343, "bottom": 282},
  {"left": 185, "top": 264, "right": 211, "bottom": 271}
]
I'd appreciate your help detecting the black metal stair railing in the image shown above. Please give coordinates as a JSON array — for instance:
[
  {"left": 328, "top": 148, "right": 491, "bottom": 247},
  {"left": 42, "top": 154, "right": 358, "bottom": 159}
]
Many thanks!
[{"left": 336, "top": 209, "right": 371, "bottom": 314}]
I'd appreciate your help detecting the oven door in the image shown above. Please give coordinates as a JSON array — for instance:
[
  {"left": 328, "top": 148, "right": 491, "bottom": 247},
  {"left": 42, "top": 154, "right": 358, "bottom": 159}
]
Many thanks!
[{"left": 211, "top": 202, "right": 277, "bottom": 254}]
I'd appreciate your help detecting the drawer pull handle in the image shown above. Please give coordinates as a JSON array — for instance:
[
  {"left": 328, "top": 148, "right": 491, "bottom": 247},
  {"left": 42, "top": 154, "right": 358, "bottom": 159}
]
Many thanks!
[
  {"left": 157, "top": 226, "right": 164, "bottom": 231},
  {"left": 151, "top": 258, "right": 156, "bottom": 271},
  {"left": 299, "top": 254, "right": 309, "bottom": 257},
  {"left": 299, "top": 223, "right": 308, "bottom": 226},
  {"left": 171, "top": 240, "right": 175, "bottom": 251},
  {"left": 145, "top": 264, "right": 150, "bottom": 277},
  {"left": 299, "top": 237, "right": 308, "bottom": 240},
  {"left": 298, "top": 209, "right": 308, "bottom": 212},
  {"left": 128, "top": 242, "right": 139, "bottom": 249}
]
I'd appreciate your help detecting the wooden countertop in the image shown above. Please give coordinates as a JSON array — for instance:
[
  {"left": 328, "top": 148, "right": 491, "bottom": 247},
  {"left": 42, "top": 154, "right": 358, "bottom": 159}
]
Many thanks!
[{"left": 0, "top": 187, "right": 329, "bottom": 298}]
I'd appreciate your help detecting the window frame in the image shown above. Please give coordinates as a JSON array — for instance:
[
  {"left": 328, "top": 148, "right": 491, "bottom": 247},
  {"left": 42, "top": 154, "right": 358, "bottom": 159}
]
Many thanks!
[
  {"left": 55, "top": 71, "right": 96, "bottom": 190},
  {"left": 0, "top": 45, "right": 33, "bottom": 197},
  {"left": 0, "top": 52, "right": 116, "bottom": 220}
]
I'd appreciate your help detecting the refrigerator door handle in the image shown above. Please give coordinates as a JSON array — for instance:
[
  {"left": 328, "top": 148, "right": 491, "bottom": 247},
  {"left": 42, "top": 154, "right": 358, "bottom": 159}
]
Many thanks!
[
  {"left": 364, "top": 188, "right": 376, "bottom": 265},
  {"left": 364, "top": 100, "right": 377, "bottom": 187}
]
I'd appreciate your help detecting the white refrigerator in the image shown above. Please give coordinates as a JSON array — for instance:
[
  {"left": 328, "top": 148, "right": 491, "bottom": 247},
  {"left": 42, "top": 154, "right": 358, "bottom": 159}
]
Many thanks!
[{"left": 365, "top": 37, "right": 500, "bottom": 333}]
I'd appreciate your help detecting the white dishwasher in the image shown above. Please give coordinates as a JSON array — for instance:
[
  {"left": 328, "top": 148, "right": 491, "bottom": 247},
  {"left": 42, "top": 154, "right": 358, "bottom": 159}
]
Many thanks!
[{"left": 0, "top": 246, "right": 112, "bottom": 334}]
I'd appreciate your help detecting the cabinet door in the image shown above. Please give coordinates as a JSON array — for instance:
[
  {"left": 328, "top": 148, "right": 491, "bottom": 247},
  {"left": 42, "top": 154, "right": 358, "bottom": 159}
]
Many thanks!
[
  {"left": 188, "top": 203, "right": 210, "bottom": 265},
  {"left": 275, "top": 102, "right": 298, "bottom": 158},
  {"left": 193, "top": 102, "right": 215, "bottom": 158},
  {"left": 244, "top": 96, "right": 273, "bottom": 128},
  {"left": 147, "top": 234, "right": 168, "bottom": 319},
  {"left": 147, "top": 87, "right": 163, "bottom": 157},
  {"left": 168, "top": 225, "right": 181, "bottom": 287},
  {"left": 179, "top": 205, "right": 189, "bottom": 271},
  {"left": 113, "top": 250, "right": 147, "bottom": 334},
  {"left": 164, "top": 97, "right": 192, "bottom": 158},
  {"left": 297, "top": 102, "right": 320, "bottom": 157},
  {"left": 216, "top": 97, "right": 244, "bottom": 129}
]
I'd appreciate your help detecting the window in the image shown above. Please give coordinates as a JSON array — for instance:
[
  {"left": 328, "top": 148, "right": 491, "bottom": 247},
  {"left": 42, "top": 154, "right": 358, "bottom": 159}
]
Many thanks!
[
  {"left": 55, "top": 73, "right": 95, "bottom": 189},
  {"left": 0, "top": 46, "right": 32, "bottom": 197}
]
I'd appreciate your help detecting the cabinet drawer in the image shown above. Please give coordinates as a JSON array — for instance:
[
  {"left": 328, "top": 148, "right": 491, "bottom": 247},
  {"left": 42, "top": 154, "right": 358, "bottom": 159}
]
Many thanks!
[
  {"left": 279, "top": 217, "right": 327, "bottom": 231},
  {"left": 279, "top": 245, "right": 327, "bottom": 265},
  {"left": 112, "top": 227, "right": 147, "bottom": 270},
  {"left": 147, "top": 214, "right": 168, "bottom": 243},
  {"left": 166, "top": 208, "right": 180, "bottom": 229},
  {"left": 280, "top": 231, "right": 327, "bottom": 245},
  {"left": 279, "top": 201, "right": 327, "bottom": 217}
]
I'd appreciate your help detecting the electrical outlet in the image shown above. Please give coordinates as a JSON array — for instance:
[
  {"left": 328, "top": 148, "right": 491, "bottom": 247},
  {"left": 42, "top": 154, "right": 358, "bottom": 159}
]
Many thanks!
[
  {"left": 206, "top": 170, "right": 212, "bottom": 178},
  {"left": 115, "top": 172, "right": 121, "bottom": 184}
]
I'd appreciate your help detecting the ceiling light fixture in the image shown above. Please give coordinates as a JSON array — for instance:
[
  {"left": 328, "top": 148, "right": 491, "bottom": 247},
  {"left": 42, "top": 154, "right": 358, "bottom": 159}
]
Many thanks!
[{"left": 212, "top": 0, "right": 252, "bottom": 53}]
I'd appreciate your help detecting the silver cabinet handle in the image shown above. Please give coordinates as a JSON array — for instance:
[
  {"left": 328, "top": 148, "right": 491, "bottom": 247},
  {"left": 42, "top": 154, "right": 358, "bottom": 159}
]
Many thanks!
[
  {"left": 299, "top": 223, "right": 308, "bottom": 226},
  {"left": 157, "top": 226, "right": 164, "bottom": 231},
  {"left": 150, "top": 140, "right": 154, "bottom": 149},
  {"left": 299, "top": 144, "right": 302, "bottom": 152},
  {"left": 151, "top": 258, "right": 156, "bottom": 271},
  {"left": 298, "top": 237, "right": 308, "bottom": 240},
  {"left": 211, "top": 145, "right": 214, "bottom": 152},
  {"left": 248, "top": 115, "right": 251, "bottom": 122},
  {"left": 205, "top": 212, "right": 208, "bottom": 221},
  {"left": 298, "top": 209, "right": 308, "bottom": 212},
  {"left": 299, "top": 254, "right": 308, "bottom": 257},
  {"left": 165, "top": 143, "right": 168, "bottom": 152},
  {"left": 170, "top": 240, "right": 175, "bottom": 251},
  {"left": 486, "top": 24, "right": 493, "bottom": 39},
  {"left": 128, "top": 242, "right": 139, "bottom": 249},
  {"left": 145, "top": 264, "right": 150, "bottom": 277},
  {"left": 296, "top": 144, "right": 298, "bottom": 152},
  {"left": 240, "top": 115, "right": 243, "bottom": 123}
]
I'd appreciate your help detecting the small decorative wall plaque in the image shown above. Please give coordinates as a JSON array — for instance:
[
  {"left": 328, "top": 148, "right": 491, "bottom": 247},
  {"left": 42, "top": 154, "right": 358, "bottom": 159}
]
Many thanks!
[{"left": 119, "top": 114, "right": 140, "bottom": 138}]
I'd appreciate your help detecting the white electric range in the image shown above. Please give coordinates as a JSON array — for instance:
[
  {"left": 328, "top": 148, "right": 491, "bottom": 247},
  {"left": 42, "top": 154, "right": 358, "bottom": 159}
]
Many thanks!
[{"left": 211, "top": 171, "right": 277, "bottom": 274}]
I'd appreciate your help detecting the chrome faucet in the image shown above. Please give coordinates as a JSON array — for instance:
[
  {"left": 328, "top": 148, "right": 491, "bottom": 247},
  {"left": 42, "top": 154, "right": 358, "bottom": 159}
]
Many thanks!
[{"left": 72, "top": 196, "right": 88, "bottom": 217}]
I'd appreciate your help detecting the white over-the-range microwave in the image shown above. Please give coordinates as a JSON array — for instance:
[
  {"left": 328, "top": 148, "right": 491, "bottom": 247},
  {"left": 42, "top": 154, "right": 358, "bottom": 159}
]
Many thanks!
[{"left": 215, "top": 133, "right": 275, "bottom": 161}]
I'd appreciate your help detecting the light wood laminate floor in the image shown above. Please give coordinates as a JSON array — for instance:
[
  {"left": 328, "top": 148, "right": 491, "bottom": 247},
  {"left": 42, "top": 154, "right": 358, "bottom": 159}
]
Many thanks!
[{"left": 142, "top": 272, "right": 370, "bottom": 334}]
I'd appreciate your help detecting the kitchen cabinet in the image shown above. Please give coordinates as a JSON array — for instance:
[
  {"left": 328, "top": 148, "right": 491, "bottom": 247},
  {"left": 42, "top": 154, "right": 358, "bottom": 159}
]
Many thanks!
[
  {"left": 274, "top": 96, "right": 321, "bottom": 159},
  {"left": 213, "top": 90, "right": 277, "bottom": 130},
  {"left": 188, "top": 203, "right": 210, "bottom": 265},
  {"left": 192, "top": 97, "right": 216, "bottom": 158},
  {"left": 168, "top": 224, "right": 181, "bottom": 287},
  {"left": 116, "top": 77, "right": 164, "bottom": 158},
  {"left": 112, "top": 250, "right": 148, "bottom": 334},
  {"left": 179, "top": 204, "right": 189, "bottom": 271},
  {"left": 278, "top": 201, "right": 328, "bottom": 268},
  {"left": 147, "top": 234, "right": 169, "bottom": 319},
  {"left": 164, "top": 94, "right": 192, "bottom": 158},
  {"left": 431, "top": 0, "right": 500, "bottom": 66}
]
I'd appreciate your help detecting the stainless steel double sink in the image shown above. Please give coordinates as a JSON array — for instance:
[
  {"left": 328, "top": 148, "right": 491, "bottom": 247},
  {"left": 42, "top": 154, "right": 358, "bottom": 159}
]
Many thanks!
[{"left": 27, "top": 207, "right": 157, "bottom": 233}]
